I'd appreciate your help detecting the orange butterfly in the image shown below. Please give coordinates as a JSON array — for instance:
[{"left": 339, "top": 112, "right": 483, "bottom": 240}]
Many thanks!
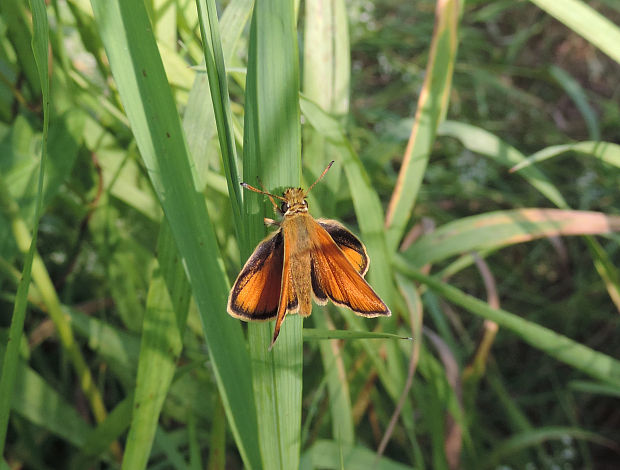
[{"left": 227, "top": 161, "right": 390, "bottom": 348}]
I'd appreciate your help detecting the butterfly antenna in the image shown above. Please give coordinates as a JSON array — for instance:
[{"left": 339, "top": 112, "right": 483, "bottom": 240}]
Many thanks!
[
  {"left": 257, "top": 177, "right": 279, "bottom": 212},
  {"left": 240, "top": 182, "right": 286, "bottom": 201},
  {"left": 306, "top": 160, "right": 335, "bottom": 194}
]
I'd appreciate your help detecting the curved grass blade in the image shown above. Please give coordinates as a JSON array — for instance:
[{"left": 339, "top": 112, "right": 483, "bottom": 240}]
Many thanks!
[
  {"left": 242, "top": 1, "right": 302, "bottom": 468},
  {"left": 404, "top": 208, "right": 620, "bottom": 267},
  {"left": 395, "top": 258, "right": 620, "bottom": 387},
  {"left": 510, "top": 141, "right": 620, "bottom": 173},
  {"left": 89, "top": 1, "right": 260, "bottom": 467},
  {"left": 569, "top": 380, "right": 620, "bottom": 399},
  {"left": 437, "top": 122, "right": 620, "bottom": 311},
  {"left": 384, "top": 0, "right": 460, "bottom": 251},
  {"left": 529, "top": 0, "right": 620, "bottom": 64},
  {"left": 548, "top": 65, "right": 600, "bottom": 140},
  {"left": 437, "top": 120, "right": 567, "bottom": 208}
]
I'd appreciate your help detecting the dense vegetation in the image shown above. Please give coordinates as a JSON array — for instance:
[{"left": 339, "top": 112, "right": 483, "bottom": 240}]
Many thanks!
[{"left": 1, "top": 0, "right": 619, "bottom": 469}]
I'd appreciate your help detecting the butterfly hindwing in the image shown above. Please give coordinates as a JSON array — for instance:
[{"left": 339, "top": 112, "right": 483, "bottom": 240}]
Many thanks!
[
  {"left": 317, "top": 219, "right": 369, "bottom": 275},
  {"left": 227, "top": 230, "right": 284, "bottom": 321},
  {"left": 310, "top": 221, "right": 390, "bottom": 317}
]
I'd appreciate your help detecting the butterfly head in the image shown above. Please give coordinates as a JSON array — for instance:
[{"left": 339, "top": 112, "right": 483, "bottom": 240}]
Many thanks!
[
  {"left": 280, "top": 187, "right": 308, "bottom": 215},
  {"left": 240, "top": 161, "right": 334, "bottom": 217}
]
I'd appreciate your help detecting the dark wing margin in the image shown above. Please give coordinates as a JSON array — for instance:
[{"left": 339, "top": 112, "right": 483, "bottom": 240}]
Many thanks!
[
  {"left": 310, "top": 222, "right": 390, "bottom": 317},
  {"left": 317, "top": 219, "right": 369, "bottom": 275},
  {"left": 227, "top": 230, "right": 284, "bottom": 321}
]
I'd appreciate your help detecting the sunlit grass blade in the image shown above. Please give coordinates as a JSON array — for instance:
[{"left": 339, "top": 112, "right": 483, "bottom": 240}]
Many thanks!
[
  {"left": 403, "top": 208, "right": 620, "bottom": 267},
  {"left": 242, "top": 1, "right": 302, "bottom": 468},
  {"left": 438, "top": 120, "right": 568, "bottom": 207},
  {"left": 384, "top": 0, "right": 460, "bottom": 251},
  {"left": 89, "top": 1, "right": 260, "bottom": 467},
  {"left": 510, "top": 141, "right": 620, "bottom": 173},
  {"left": 302, "top": 0, "right": 349, "bottom": 197},
  {"left": 0, "top": 0, "right": 49, "bottom": 454},
  {"left": 437, "top": 122, "right": 620, "bottom": 311},
  {"left": 395, "top": 258, "right": 620, "bottom": 387},
  {"left": 529, "top": 0, "right": 620, "bottom": 64}
]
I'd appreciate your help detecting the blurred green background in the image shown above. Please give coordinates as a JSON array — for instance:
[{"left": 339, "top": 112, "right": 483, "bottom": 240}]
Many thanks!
[{"left": 1, "top": 0, "right": 619, "bottom": 469}]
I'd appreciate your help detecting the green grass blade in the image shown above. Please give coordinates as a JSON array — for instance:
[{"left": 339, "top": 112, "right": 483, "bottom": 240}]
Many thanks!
[
  {"left": 438, "top": 122, "right": 620, "bottom": 311},
  {"left": 548, "top": 65, "right": 600, "bottom": 140},
  {"left": 301, "top": 1, "right": 353, "bottom": 445},
  {"left": 195, "top": 0, "right": 245, "bottom": 246},
  {"left": 482, "top": 426, "right": 618, "bottom": 470},
  {"left": 384, "top": 0, "right": 460, "bottom": 251},
  {"left": 78, "top": 394, "right": 134, "bottom": 462},
  {"left": 302, "top": 0, "right": 349, "bottom": 196},
  {"left": 303, "top": 328, "right": 411, "bottom": 341},
  {"left": 403, "top": 208, "right": 620, "bottom": 267},
  {"left": 122, "top": 223, "right": 190, "bottom": 470},
  {"left": 242, "top": 1, "right": 303, "bottom": 468},
  {"left": 300, "top": 440, "right": 412, "bottom": 470},
  {"left": 529, "top": 0, "right": 620, "bottom": 64},
  {"left": 569, "top": 380, "right": 620, "bottom": 399},
  {"left": 437, "top": 120, "right": 568, "bottom": 208},
  {"left": 182, "top": 0, "right": 254, "bottom": 189},
  {"left": 510, "top": 141, "right": 620, "bottom": 173},
  {"left": 395, "top": 258, "right": 620, "bottom": 387},
  {"left": 0, "top": 0, "right": 49, "bottom": 453},
  {"left": 310, "top": 312, "right": 354, "bottom": 445},
  {"left": 89, "top": 1, "right": 260, "bottom": 467},
  {"left": 2, "top": 356, "right": 90, "bottom": 448}
]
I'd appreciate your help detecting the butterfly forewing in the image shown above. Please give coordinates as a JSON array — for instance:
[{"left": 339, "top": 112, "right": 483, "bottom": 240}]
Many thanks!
[
  {"left": 310, "top": 221, "right": 390, "bottom": 317},
  {"left": 318, "top": 219, "right": 369, "bottom": 275},
  {"left": 227, "top": 231, "right": 284, "bottom": 320}
]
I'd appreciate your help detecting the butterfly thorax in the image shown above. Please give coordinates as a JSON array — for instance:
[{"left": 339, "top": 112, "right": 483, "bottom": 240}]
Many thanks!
[{"left": 281, "top": 188, "right": 309, "bottom": 216}]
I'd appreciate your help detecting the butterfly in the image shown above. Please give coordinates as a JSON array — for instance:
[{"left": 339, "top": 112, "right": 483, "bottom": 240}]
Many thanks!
[{"left": 227, "top": 161, "right": 390, "bottom": 348}]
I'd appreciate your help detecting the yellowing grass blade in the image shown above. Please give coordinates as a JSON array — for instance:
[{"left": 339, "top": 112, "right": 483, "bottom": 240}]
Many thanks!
[{"left": 384, "top": 0, "right": 460, "bottom": 251}]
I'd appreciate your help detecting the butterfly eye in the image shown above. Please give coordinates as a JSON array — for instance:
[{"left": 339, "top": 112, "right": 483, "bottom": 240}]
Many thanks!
[
  {"left": 303, "top": 200, "right": 308, "bottom": 207},
  {"left": 280, "top": 202, "right": 289, "bottom": 213}
]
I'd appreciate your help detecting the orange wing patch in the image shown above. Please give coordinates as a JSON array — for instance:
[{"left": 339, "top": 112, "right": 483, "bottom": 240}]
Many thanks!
[
  {"left": 228, "top": 231, "right": 284, "bottom": 321},
  {"left": 270, "top": 235, "right": 299, "bottom": 348},
  {"left": 310, "top": 222, "right": 390, "bottom": 317},
  {"left": 318, "top": 219, "right": 369, "bottom": 275}
]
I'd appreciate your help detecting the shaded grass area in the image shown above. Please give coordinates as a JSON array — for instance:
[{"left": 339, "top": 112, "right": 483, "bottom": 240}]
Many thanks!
[{"left": 0, "top": 0, "right": 619, "bottom": 469}]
